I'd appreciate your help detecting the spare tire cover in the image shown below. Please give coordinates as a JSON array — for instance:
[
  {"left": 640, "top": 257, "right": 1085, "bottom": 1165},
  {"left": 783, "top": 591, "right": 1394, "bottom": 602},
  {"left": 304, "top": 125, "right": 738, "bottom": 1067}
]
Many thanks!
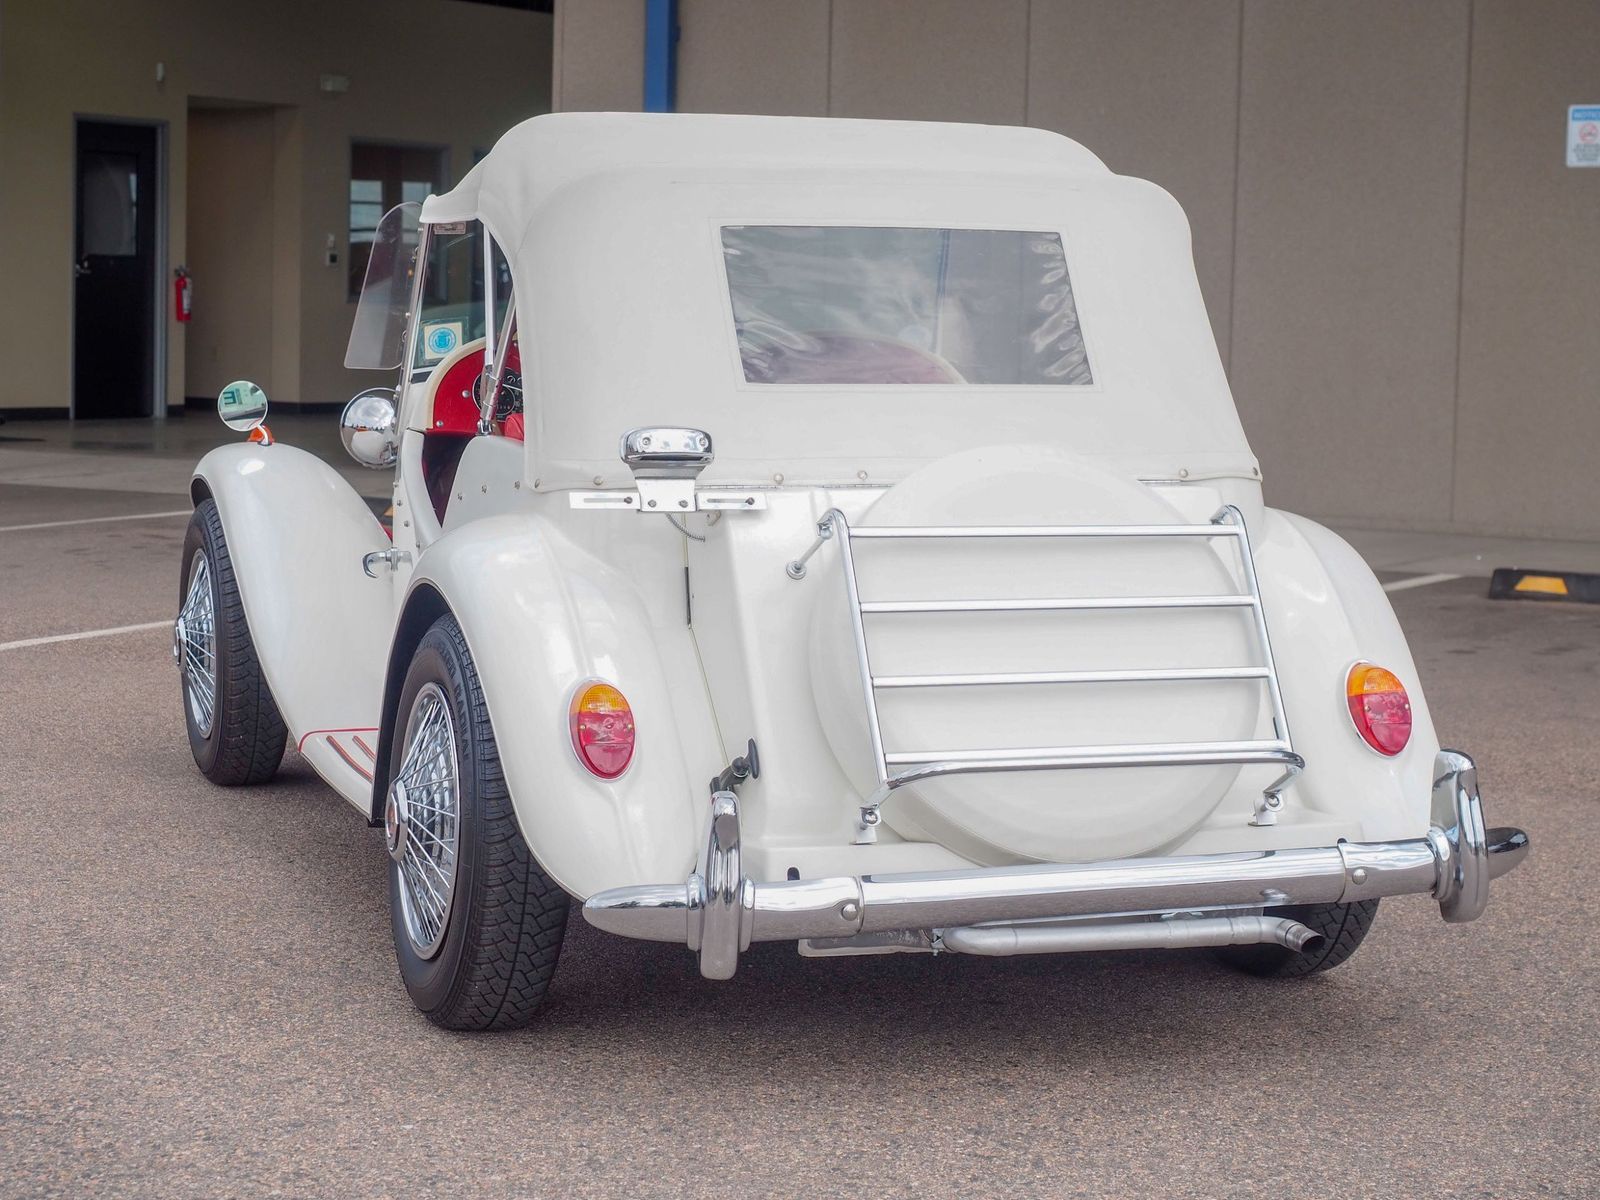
[{"left": 807, "top": 445, "right": 1261, "bottom": 864}]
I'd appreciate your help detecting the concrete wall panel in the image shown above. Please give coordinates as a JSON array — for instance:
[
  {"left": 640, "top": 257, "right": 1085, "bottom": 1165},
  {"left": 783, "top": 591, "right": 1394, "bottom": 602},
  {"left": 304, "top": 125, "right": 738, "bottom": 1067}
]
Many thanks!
[
  {"left": 678, "top": 0, "right": 829, "bottom": 116},
  {"left": 1453, "top": 0, "right": 1600, "bottom": 538},
  {"left": 1229, "top": 0, "right": 1470, "bottom": 525},
  {"left": 552, "top": 0, "right": 643, "bottom": 113},
  {"left": 1026, "top": 0, "right": 1241, "bottom": 362},
  {"left": 828, "top": 0, "right": 1028, "bottom": 124}
]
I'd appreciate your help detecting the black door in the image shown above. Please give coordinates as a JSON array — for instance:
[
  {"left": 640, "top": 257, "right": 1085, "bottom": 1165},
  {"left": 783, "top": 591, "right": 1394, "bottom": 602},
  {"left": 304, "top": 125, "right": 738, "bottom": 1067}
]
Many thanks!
[{"left": 74, "top": 121, "right": 158, "bottom": 418}]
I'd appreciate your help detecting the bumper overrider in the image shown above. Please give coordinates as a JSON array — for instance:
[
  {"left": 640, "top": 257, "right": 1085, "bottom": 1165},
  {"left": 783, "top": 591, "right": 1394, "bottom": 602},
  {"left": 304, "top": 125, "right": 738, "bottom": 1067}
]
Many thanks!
[{"left": 582, "top": 751, "right": 1529, "bottom": 979}]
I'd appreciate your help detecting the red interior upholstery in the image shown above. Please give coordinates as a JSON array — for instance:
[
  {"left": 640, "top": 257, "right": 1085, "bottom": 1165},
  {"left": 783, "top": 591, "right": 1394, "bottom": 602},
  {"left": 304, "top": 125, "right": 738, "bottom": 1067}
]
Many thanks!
[{"left": 427, "top": 337, "right": 522, "bottom": 436}]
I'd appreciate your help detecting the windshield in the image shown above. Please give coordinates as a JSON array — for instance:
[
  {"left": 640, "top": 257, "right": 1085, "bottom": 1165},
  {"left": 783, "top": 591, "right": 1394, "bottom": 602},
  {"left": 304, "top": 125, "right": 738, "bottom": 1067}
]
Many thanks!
[
  {"left": 720, "top": 225, "right": 1093, "bottom": 386},
  {"left": 346, "top": 204, "right": 513, "bottom": 373},
  {"left": 345, "top": 202, "right": 421, "bottom": 370}
]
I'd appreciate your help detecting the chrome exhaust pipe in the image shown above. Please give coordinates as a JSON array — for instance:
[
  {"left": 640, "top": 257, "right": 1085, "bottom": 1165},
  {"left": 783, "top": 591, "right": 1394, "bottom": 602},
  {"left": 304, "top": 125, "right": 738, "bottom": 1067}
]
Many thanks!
[{"left": 938, "top": 915, "right": 1322, "bottom": 958}]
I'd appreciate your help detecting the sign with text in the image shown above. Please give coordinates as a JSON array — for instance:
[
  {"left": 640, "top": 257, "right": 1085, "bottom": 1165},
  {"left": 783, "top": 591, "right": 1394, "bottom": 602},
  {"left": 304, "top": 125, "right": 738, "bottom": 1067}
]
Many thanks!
[{"left": 1568, "top": 106, "right": 1600, "bottom": 168}]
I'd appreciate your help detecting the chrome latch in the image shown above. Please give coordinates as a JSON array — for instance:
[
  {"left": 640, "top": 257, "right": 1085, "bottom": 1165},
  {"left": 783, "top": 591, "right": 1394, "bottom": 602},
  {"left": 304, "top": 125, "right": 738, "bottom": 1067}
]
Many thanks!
[{"left": 362, "top": 548, "right": 412, "bottom": 578}]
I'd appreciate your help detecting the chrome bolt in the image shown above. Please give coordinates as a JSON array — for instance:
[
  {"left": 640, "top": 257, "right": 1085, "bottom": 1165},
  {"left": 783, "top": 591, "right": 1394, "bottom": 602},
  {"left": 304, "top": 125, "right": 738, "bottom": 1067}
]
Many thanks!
[
  {"left": 840, "top": 901, "right": 860, "bottom": 921},
  {"left": 1351, "top": 867, "right": 1369, "bottom": 885}
]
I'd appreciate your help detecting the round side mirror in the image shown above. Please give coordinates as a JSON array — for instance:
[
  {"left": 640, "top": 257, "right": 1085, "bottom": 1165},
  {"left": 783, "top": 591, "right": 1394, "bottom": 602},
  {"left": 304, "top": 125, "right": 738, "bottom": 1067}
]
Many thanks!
[
  {"left": 341, "top": 388, "right": 400, "bottom": 469},
  {"left": 218, "top": 380, "right": 268, "bottom": 432}
]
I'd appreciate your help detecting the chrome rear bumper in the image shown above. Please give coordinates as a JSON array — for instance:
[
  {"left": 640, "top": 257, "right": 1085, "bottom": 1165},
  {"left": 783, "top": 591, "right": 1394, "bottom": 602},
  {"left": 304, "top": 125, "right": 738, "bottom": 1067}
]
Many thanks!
[{"left": 582, "top": 750, "right": 1529, "bottom": 979}]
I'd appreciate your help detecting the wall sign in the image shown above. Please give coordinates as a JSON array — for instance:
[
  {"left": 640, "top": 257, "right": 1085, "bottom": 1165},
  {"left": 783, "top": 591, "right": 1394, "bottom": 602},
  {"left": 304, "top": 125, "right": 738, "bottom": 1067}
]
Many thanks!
[{"left": 1569, "top": 106, "right": 1600, "bottom": 168}]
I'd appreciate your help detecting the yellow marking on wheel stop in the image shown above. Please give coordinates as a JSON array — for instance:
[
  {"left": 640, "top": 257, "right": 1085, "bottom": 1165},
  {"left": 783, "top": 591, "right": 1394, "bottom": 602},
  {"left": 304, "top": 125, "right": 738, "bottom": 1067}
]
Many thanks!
[{"left": 1513, "top": 574, "right": 1569, "bottom": 596}]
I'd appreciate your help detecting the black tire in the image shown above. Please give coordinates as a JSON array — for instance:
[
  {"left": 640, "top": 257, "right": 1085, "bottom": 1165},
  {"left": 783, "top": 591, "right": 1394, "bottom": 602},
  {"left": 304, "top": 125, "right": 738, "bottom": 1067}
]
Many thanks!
[
  {"left": 179, "top": 500, "right": 287, "bottom": 785},
  {"left": 1214, "top": 900, "right": 1380, "bottom": 978},
  {"left": 387, "top": 614, "right": 569, "bottom": 1031}
]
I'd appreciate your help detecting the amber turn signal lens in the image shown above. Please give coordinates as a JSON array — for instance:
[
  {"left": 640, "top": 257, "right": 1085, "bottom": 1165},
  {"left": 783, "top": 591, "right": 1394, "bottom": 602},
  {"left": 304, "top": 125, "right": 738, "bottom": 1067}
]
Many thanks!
[
  {"left": 1346, "top": 663, "right": 1412, "bottom": 756},
  {"left": 569, "top": 681, "right": 636, "bottom": 779}
]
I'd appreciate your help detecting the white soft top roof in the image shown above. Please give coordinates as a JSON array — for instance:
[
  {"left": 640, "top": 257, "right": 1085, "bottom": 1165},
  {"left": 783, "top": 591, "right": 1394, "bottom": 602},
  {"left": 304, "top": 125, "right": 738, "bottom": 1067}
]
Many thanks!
[
  {"left": 420, "top": 113, "right": 1253, "bottom": 489},
  {"left": 421, "top": 112, "right": 1110, "bottom": 235}
]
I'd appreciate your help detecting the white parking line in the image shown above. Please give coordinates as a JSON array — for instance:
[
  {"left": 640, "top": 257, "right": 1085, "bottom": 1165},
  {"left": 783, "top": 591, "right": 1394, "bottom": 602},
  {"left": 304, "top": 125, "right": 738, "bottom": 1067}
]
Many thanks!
[
  {"left": 0, "top": 510, "right": 190, "bottom": 533},
  {"left": 0, "top": 620, "right": 170, "bottom": 653},
  {"left": 1382, "top": 572, "right": 1463, "bottom": 593}
]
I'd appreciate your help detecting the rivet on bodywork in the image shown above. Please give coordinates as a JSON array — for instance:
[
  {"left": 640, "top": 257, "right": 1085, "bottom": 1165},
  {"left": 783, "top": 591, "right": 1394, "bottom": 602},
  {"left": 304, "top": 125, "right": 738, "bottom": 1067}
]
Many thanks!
[
  {"left": 840, "top": 901, "right": 860, "bottom": 921},
  {"left": 1351, "top": 867, "right": 1369, "bottom": 885}
]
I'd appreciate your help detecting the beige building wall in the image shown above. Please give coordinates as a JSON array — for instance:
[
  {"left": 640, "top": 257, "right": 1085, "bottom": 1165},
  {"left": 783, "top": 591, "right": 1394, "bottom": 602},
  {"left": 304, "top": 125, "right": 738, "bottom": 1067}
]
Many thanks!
[
  {"left": 0, "top": 0, "right": 551, "bottom": 414},
  {"left": 551, "top": 0, "right": 1599, "bottom": 540}
]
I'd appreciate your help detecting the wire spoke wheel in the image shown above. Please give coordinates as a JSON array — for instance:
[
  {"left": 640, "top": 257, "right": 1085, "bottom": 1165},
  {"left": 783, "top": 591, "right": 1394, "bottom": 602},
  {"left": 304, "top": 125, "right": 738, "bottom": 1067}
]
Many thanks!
[
  {"left": 177, "top": 552, "right": 217, "bottom": 737},
  {"left": 390, "top": 682, "right": 461, "bottom": 959}
]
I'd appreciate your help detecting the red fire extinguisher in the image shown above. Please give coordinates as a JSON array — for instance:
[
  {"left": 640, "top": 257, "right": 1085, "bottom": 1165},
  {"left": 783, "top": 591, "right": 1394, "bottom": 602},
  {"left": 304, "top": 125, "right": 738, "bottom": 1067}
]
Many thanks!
[{"left": 174, "top": 266, "right": 192, "bottom": 323}]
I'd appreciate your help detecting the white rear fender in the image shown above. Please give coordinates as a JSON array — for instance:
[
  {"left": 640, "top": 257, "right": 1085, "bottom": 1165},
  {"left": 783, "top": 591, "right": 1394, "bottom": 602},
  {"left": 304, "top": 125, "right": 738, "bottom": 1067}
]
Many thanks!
[
  {"left": 387, "top": 515, "right": 707, "bottom": 899},
  {"left": 1250, "top": 509, "right": 1440, "bottom": 841},
  {"left": 191, "top": 443, "right": 394, "bottom": 809}
]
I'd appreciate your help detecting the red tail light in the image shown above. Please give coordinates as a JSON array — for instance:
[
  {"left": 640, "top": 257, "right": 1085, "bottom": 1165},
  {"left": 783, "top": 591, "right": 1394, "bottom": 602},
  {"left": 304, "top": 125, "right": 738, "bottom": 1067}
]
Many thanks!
[
  {"left": 1346, "top": 663, "right": 1412, "bottom": 756},
  {"left": 569, "top": 681, "right": 635, "bottom": 779}
]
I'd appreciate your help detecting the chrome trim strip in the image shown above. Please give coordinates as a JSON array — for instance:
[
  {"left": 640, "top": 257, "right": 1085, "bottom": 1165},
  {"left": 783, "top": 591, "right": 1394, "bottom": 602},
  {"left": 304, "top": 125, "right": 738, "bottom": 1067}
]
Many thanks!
[
  {"left": 885, "top": 739, "right": 1293, "bottom": 766},
  {"left": 860, "top": 595, "right": 1258, "bottom": 613},
  {"left": 873, "top": 665, "right": 1272, "bottom": 688},
  {"left": 883, "top": 747, "right": 1302, "bottom": 785},
  {"left": 582, "top": 753, "right": 1528, "bottom": 978},
  {"left": 847, "top": 523, "right": 1244, "bottom": 539}
]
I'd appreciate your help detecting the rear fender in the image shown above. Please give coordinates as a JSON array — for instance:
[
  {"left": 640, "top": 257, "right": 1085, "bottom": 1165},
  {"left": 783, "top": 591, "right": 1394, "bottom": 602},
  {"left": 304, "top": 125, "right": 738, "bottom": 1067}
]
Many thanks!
[
  {"left": 1253, "top": 509, "right": 1440, "bottom": 840},
  {"left": 378, "top": 515, "right": 705, "bottom": 899},
  {"left": 191, "top": 443, "right": 393, "bottom": 807}
]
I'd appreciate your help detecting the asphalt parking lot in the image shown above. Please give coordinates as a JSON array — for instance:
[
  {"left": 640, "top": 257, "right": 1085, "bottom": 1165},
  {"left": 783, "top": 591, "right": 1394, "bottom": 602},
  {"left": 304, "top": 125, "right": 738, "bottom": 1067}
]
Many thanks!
[{"left": 1, "top": 477, "right": 1595, "bottom": 1199}]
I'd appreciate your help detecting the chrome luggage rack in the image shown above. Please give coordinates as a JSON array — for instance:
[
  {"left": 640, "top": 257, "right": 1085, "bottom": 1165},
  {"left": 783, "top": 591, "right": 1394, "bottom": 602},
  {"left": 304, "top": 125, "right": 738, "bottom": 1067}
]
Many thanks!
[{"left": 786, "top": 505, "right": 1303, "bottom": 841}]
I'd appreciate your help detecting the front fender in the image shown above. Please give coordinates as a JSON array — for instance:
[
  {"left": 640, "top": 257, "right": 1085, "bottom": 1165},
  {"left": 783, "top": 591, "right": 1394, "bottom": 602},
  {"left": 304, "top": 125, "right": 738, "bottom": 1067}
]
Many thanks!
[
  {"left": 403, "top": 515, "right": 707, "bottom": 899},
  {"left": 1254, "top": 508, "right": 1440, "bottom": 841},
  {"left": 192, "top": 443, "right": 392, "bottom": 781}
]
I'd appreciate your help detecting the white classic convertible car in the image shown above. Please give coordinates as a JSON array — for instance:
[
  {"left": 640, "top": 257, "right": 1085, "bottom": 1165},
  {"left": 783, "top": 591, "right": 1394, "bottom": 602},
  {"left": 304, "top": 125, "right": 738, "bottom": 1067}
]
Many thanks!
[{"left": 177, "top": 113, "right": 1527, "bottom": 1030}]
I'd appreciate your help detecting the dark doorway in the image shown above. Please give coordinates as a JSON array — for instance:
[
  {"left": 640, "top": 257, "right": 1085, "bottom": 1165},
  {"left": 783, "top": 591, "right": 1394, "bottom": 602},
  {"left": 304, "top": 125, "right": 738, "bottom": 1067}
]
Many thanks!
[{"left": 74, "top": 120, "right": 159, "bottom": 418}]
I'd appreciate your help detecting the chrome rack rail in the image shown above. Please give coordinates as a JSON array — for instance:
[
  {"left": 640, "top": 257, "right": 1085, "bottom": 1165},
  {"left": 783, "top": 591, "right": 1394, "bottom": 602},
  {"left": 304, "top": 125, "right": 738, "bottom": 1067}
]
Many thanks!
[{"left": 787, "top": 505, "right": 1302, "bottom": 842}]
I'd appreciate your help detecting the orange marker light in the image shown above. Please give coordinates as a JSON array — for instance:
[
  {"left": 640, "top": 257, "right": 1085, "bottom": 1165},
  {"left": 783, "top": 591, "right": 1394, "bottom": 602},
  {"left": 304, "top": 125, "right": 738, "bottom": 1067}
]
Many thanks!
[
  {"left": 1346, "top": 664, "right": 1412, "bottom": 756},
  {"left": 569, "top": 681, "right": 636, "bottom": 779}
]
